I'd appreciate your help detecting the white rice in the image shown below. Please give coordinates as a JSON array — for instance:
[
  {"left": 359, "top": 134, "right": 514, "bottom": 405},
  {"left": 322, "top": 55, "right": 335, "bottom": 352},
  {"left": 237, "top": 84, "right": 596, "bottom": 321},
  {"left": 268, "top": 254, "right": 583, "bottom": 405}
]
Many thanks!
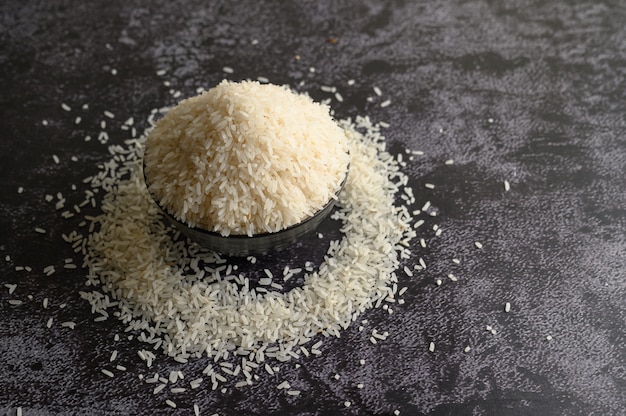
[
  {"left": 144, "top": 80, "right": 350, "bottom": 236},
  {"left": 168, "top": 370, "right": 178, "bottom": 384},
  {"left": 68, "top": 82, "right": 416, "bottom": 391},
  {"left": 277, "top": 380, "right": 290, "bottom": 390}
]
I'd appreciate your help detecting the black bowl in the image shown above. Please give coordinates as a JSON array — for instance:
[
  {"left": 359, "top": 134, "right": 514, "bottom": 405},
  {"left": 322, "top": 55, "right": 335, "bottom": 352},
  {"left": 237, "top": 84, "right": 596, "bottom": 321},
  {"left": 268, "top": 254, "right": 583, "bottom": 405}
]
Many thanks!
[{"left": 143, "top": 161, "right": 348, "bottom": 257}]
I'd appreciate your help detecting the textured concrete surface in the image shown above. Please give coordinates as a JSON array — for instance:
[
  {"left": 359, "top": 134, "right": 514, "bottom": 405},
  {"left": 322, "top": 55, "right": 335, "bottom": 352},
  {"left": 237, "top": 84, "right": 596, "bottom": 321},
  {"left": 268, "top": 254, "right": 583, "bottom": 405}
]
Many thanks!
[{"left": 1, "top": 0, "right": 625, "bottom": 415}]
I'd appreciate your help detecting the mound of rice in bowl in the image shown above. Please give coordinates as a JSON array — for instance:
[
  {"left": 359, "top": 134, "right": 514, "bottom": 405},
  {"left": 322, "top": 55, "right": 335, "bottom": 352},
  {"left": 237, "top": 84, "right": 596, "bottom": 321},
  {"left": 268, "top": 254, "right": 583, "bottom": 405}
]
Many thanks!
[{"left": 143, "top": 80, "right": 350, "bottom": 237}]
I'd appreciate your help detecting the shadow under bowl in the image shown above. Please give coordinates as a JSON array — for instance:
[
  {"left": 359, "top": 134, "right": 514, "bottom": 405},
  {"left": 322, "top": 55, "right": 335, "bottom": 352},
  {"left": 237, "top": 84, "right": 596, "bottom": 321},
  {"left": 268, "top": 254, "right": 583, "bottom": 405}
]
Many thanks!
[{"left": 143, "top": 163, "right": 348, "bottom": 257}]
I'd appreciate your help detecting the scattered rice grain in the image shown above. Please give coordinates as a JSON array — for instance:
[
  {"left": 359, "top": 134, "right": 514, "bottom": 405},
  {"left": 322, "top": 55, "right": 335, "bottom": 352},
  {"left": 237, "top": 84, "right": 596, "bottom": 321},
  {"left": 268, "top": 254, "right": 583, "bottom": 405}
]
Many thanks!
[{"left": 101, "top": 369, "right": 114, "bottom": 378}]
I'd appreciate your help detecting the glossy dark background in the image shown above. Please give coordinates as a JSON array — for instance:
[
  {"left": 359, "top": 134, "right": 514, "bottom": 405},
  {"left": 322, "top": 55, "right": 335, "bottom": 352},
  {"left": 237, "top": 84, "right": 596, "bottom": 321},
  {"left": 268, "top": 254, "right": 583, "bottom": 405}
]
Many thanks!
[{"left": 1, "top": 1, "right": 625, "bottom": 415}]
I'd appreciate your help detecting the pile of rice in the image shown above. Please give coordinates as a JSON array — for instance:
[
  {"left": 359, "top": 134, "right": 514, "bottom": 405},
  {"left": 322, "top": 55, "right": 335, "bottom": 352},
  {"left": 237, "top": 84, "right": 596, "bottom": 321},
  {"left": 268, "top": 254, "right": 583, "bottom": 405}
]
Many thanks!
[
  {"left": 143, "top": 80, "right": 350, "bottom": 236},
  {"left": 64, "top": 82, "right": 416, "bottom": 391}
]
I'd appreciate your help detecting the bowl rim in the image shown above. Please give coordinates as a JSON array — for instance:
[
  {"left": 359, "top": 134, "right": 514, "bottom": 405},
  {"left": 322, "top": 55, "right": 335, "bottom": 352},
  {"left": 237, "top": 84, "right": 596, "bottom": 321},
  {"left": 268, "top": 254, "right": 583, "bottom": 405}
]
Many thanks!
[{"left": 142, "top": 157, "right": 349, "bottom": 240}]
